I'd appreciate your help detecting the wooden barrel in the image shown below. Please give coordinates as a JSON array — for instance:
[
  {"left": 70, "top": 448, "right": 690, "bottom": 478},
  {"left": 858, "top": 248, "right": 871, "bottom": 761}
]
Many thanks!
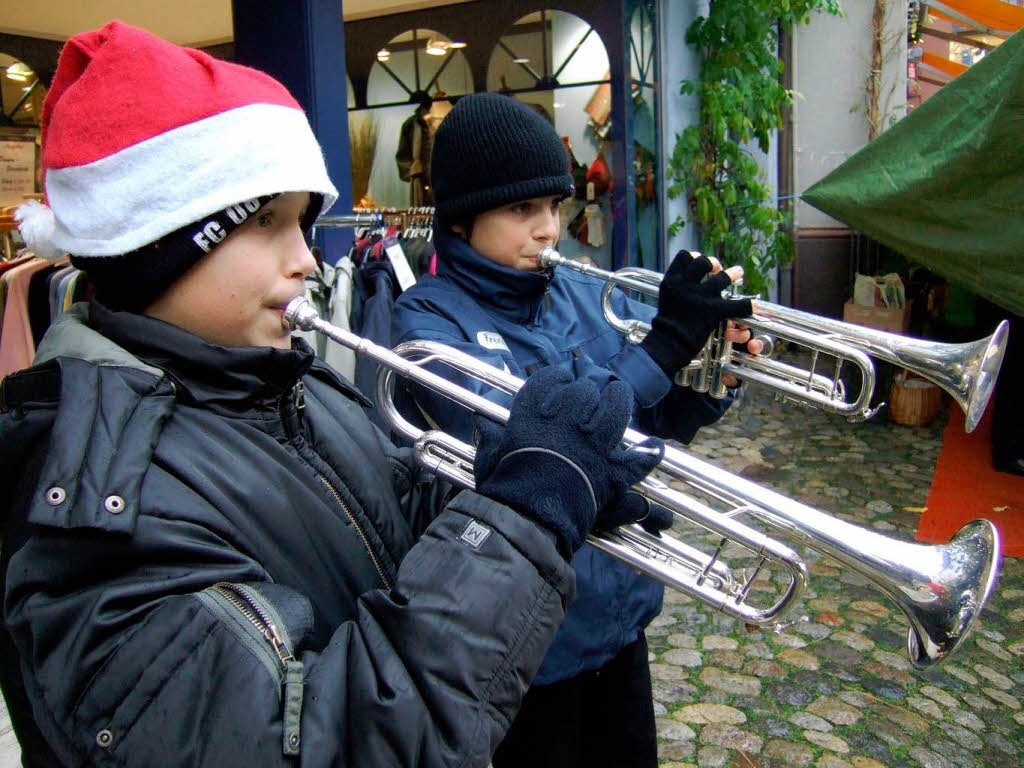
[{"left": 889, "top": 371, "right": 942, "bottom": 427}]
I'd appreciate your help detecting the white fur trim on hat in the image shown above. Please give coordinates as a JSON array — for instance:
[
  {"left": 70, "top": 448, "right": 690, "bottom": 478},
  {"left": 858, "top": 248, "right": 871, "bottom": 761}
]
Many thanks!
[
  {"left": 14, "top": 199, "right": 66, "bottom": 260},
  {"left": 45, "top": 103, "right": 338, "bottom": 257}
]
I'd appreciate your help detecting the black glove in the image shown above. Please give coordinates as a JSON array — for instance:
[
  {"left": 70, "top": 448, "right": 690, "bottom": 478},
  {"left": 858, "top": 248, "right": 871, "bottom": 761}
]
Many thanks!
[
  {"left": 640, "top": 251, "right": 753, "bottom": 376},
  {"left": 474, "top": 364, "right": 664, "bottom": 557}
]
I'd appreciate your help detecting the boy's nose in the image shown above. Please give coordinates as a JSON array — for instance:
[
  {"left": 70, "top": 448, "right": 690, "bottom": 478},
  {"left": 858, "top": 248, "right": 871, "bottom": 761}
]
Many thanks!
[
  {"left": 285, "top": 228, "right": 317, "bottom": 278},
  {"left": 535, "top": 209, "right": 559, "bottom": 242}
]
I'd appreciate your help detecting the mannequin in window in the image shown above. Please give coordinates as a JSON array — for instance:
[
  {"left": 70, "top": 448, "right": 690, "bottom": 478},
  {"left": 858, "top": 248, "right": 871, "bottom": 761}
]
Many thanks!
[
  {"left": 395, "top": 92, "right": 435, "bottom": 205},
  {"left": 426, "top": 86, "right": 452, "bottom": 134}
]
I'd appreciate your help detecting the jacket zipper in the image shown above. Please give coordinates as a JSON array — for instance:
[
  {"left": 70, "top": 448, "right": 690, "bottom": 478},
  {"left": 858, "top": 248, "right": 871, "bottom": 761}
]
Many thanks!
[
  {"left": 317, "top": 475, "right": 392, "bottom": 590},
  {"left": 280, "top": 384, "right": 392, "bottom": 591},
  {"left": 206, "top": 582, "right": 305, "bottom": 756},
  {"left": 211, "top": 583, "right": 294, "bottom": 664}
]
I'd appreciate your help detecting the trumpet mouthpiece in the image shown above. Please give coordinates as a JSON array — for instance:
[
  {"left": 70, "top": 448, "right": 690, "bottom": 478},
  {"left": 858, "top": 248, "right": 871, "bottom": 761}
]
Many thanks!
[
  {"left": 535, "top": 247, "right": 560, "bottom": 268},
  {"left": 283, "top": 297, "right": 319, "bottom": 331}
]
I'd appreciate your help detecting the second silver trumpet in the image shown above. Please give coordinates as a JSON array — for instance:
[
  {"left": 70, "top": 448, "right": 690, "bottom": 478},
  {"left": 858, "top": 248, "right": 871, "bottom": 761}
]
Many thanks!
[{"left": 536, "top": 248, "right": 1008, "bottom": 433}]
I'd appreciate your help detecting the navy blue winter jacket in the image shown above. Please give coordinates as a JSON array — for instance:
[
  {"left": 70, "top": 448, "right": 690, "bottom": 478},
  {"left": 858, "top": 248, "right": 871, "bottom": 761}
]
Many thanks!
[{"left": 392, "top": 233, "right": 732, "bottom": 684}]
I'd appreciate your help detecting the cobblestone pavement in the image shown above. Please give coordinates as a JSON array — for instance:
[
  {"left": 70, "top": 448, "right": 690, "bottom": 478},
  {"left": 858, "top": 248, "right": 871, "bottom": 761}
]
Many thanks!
[{"left": 652, "top": 381, "right": 1023, "bottom": 768}]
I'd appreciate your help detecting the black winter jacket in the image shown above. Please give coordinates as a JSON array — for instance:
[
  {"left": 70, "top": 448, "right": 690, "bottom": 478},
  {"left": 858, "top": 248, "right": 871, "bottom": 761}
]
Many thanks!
[{"left": 0, "top": 303, "right": 574, "bottom": 767}]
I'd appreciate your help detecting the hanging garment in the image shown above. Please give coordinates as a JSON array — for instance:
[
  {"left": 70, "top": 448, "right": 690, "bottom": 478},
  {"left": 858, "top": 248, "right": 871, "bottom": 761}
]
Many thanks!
[
  {"left": 584, "top": 204, "right": 605, "bottom": 247},
  {"left": 351, "top": 260, "right": 401, "bottom": 430},
  {"left": 0, "top": 257, "right": 67, "bottom": 378},
  {"left": 0, "top": 256, "right": 35, "bottom": 341},
  {"left": 395, "top": 110, "right": 434, "bottom": 206},
  {"left": 29, "top": 264, "right": 64, "bottom": 346},
  {"left": 324, "top": 255, "right": 356, "bottom": 380},
  {"left": 62, "top": 270, "right": 91, "bottom": 311},
  {"left": 48, "top": 265, "right": 78, "bottom": 325},
  {"left": 586, "top": 152, "right": 612, "bottom": 197},
  {"left": 293, "top": 261, "right": 333, "bottom": 357},
  {"left": 567, "top": 204, "right": 589, "bottom": 245},
  {"left": 54, "top": 268, "right": 78, "bottom": 316},
  {"left": 401, "top": 237, "right": 436, "bottom": 279}
]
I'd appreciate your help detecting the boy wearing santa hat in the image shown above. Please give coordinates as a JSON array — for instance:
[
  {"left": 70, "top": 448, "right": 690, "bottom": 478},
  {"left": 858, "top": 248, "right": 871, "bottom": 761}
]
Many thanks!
[{"left": 0, "top": 22, "right": 661, "bottom": 766}]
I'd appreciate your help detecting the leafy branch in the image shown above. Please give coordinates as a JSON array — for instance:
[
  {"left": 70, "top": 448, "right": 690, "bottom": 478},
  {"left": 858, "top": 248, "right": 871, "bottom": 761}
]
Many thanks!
[{"left": 666, "top": 0, "right": 842, "bottom": 298}]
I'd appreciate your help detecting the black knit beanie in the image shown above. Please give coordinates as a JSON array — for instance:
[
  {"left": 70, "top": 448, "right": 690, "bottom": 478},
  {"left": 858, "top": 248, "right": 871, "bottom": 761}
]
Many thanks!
[
  {"left": 430, "top": 93, "right": 574, "bottom": 229},
  {"left": 71, "top": 193, "right": 322, "bottom": 313}
]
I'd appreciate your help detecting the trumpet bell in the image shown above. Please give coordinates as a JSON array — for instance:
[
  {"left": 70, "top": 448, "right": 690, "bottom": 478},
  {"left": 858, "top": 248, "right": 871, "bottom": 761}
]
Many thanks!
[
  {"left": 905, "top": 519, "right": 1001, "bottom": 668},
  {"left": 961, "top": 320, "right": 1009, "bottom": 433}
]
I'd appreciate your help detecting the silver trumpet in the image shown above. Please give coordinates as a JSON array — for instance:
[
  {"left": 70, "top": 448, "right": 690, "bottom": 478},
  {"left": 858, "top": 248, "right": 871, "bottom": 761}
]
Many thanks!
[
  {"left": 535, "top": 248, "right": 1009, "bottom": 433},
  {"left": 284, "top": 297, "right": 1001, "bottom": 668}
]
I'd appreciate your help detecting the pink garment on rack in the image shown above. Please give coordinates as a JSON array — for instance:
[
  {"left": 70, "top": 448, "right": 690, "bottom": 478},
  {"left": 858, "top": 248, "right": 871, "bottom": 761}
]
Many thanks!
[
  {"left": 0, "top": 257, "right": 66, "bottom": 379},
  {"left": 0, "top": 256, "right": 36, "bottom": 342}
]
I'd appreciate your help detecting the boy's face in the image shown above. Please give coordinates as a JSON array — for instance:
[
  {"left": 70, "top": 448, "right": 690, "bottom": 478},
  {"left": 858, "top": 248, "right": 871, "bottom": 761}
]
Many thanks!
[
  {"left": 144, "top": 192, "right": 315, "bottom": 350},
  {"left": 453, "top": 195, "right": 561, "bottom": 271}
]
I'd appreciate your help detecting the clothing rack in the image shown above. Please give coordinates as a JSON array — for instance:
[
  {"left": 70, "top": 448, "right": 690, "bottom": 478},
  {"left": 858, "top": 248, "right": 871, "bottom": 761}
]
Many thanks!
[
  {"left": 314, "top": 212, "right": 383, "bottom": 229},
  {"left": 313, "top": 208, "right": 436, "bottom": 233},
  {"left": 353, "top": 207, "right": 435, "bottom": 238}
]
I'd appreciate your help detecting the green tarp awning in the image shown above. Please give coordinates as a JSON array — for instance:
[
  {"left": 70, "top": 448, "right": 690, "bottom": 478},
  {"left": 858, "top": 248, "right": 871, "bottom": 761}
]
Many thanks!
[{"left": 802, "top": 28, "right": 1024, "bottom": 316}]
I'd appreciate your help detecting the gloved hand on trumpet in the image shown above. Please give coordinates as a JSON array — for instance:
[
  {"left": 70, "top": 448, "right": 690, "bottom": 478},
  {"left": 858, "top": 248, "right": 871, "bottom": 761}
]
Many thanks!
[
  {"left": 640, "top": 249, "right": 763, "bottom": 387},
  {"left": 473, "top": 364, "right": 667, "bottom": 557}
]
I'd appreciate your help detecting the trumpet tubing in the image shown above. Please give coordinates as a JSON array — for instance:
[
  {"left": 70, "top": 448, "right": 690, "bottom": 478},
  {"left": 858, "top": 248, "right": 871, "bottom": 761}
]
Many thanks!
[
  {"left": 284, "top": 297, "right": 1001, "bottom": 668},
  {"left": 536, "top": 248, "right": 1009, "bottom": 433}
]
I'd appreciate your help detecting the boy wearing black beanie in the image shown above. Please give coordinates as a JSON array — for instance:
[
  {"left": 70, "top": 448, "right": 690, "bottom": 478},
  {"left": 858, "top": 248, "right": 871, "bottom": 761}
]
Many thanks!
[{"left": 393, "top": 92, "right": 760, "bottom": 767}]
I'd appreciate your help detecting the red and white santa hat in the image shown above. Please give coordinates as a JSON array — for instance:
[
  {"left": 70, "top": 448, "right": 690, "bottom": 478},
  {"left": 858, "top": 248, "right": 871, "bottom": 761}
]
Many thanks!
[{"left": 16, "top": 20, "right": 337, "bottom": 260}]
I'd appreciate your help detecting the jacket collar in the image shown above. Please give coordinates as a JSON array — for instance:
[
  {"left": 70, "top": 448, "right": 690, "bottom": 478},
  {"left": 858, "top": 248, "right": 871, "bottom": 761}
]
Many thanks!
[
  {"left": 88, "top": 301, "right": 313, "bottom": 409},
  {"left": 434, "top": 231, "right": 551, "bottom": 324}
]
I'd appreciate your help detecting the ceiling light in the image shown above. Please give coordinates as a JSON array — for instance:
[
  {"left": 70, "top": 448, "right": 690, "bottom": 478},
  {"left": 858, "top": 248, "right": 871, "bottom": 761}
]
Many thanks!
[
  {"left": 6, "top": 62, "right": 31, "bottom": 82},
  {"left": 425, "top": 39, "right": 448, "bottom": 56},
  {"left": 448, "top": 41, "right": 467, "bottom": 49},
  {"left": 376, "top": 48, "right": 390, "bottom": 62},
  {"left": 513, "top": 56, "right": 530, "bottom": 64}
]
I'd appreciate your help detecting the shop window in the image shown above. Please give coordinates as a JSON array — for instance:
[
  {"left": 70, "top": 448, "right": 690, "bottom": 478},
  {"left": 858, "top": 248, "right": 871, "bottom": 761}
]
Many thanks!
[
  {"left": 1, "top": 55, "right": 44, "bottom": 213},
  {"left": 354, "top": 29, "right": 470, "bottom": 208},
  {"left": 486, "top": 10, "right": 609, "bottom": 92},
  {"left": 0, "top": 56, "right": 44, "bottom": 127},
  {"left": 487, "top": 11, "right": 615, "bottom": 268},
  {"left": 629, "top": 0, "right": 661, "bottom": 271},
  {"left": 345, "top": 74, "right": 376, "bottom": 208}
]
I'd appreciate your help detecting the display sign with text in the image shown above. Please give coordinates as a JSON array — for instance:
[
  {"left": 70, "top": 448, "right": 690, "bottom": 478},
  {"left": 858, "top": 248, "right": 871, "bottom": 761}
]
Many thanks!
[{"left": 0, "top": 140, "right": 36, "bottom": 207}]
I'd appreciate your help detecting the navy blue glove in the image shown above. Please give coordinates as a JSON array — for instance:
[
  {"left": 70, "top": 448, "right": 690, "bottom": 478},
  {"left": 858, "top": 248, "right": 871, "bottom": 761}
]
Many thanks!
[
  {"left": 640, "top": 251, "right": 753, "bottom": 376},
  {"left": 637, "top": 502, "right": 674, "bottom": 536},
  {"left": 474, "top": 364, "right": 664, "bottom": 557}
]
